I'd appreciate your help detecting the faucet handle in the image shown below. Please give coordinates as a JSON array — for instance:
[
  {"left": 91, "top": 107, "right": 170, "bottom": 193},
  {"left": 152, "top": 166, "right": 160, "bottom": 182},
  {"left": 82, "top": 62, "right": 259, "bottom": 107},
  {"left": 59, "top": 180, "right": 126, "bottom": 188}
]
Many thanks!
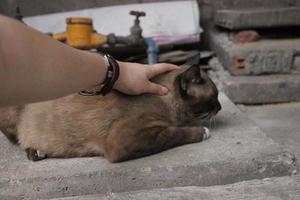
[{"left": 130, "top": 11, "right": 146, "bottom": 19}]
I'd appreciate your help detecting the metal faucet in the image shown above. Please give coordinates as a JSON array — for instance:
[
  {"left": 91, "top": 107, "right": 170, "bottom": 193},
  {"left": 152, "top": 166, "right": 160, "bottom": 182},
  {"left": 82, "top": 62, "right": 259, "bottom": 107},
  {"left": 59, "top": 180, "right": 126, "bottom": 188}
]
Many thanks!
[{"left": 108, "top": 11, "right": 146, "bottom": 46}]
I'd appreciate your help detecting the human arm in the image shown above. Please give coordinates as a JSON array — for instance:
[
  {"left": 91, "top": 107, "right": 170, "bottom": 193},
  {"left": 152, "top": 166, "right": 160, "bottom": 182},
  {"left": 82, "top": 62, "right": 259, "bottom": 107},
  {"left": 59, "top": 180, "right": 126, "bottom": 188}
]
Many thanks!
[{"left": 0, "top": 15, "right": 178, "bottom": 106}]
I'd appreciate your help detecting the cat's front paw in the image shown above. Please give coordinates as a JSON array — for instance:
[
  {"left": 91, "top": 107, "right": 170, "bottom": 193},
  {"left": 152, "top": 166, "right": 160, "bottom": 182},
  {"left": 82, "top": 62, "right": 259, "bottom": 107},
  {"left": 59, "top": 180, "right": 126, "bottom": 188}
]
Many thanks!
[
  {"left": 25, "top": 148, "right": 47, "bottom": 161},
  {"left": 203, "top": 127, "right": 210, "bottom": 141}
]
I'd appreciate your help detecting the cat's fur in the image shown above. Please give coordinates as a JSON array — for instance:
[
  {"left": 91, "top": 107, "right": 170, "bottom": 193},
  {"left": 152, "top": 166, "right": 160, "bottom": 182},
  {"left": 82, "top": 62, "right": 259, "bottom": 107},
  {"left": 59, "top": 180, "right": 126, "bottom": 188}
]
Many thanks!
[{"left": 0, "top": 65, "right": 221, "bottom": 162}]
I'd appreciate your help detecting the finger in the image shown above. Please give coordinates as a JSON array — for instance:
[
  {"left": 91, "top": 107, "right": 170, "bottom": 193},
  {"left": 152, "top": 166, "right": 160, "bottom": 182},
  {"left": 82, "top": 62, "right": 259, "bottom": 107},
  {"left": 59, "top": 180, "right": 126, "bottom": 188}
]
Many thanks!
[
  {"left": 147, "top": 63, "right": 180, "bottom": 79},
  {"left": 145, "top": 82, "right": 169, "bottom": 96}
]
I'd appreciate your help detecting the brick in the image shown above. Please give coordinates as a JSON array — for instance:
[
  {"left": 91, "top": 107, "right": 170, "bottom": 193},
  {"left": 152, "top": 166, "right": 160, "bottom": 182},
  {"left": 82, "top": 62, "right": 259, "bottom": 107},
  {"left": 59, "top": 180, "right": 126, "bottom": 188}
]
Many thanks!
[{"left": 233, "top": 30, "right": 260, "bottom": 44}]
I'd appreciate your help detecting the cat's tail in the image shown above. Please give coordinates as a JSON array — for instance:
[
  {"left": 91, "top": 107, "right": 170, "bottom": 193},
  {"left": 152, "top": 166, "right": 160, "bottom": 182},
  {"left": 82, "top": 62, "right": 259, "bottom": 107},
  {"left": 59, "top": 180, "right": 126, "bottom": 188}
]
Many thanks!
[{"left": 0, "top": 105, "right": 24, "bottom": 144}]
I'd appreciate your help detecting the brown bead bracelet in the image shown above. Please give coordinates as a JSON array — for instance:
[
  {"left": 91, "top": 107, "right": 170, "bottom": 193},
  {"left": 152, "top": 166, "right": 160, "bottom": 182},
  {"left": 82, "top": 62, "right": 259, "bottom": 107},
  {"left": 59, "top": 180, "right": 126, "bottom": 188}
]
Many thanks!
[{"left": 79, "top": 54, "right": 120, "bottom": 96}]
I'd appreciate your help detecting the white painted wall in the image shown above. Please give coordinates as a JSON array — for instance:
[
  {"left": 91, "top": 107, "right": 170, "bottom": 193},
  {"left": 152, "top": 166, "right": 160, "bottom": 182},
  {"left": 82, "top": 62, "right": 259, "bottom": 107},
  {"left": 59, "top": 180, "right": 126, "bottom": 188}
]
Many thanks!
[{"left": 24, "top": 0, "right": 202, "bottom": 37}]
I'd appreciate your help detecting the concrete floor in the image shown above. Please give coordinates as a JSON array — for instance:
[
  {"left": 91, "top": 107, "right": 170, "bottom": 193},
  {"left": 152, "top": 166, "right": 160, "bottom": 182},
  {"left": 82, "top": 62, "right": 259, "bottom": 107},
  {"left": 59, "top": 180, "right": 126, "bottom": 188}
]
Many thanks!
[
  {"left": 239, "top": 102, "right": 300, "bottom": 165},
  {"left": 1, "top": 93, "right": 297, "bottom": 199}
]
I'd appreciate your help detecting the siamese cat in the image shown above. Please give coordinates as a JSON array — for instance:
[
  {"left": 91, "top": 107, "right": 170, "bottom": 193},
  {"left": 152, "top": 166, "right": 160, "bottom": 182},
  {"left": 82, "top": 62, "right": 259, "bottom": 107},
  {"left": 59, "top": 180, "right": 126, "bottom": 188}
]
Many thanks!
[{"left": 0, "top": 65, "right": 221, "bottom": 162}]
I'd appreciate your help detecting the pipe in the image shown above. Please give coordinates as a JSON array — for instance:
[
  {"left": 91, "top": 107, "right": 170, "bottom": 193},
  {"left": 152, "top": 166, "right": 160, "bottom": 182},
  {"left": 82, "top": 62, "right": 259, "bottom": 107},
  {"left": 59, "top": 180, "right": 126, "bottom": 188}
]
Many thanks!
[{"left": 144, "top": 38, "right": 159, "bottom": 64}]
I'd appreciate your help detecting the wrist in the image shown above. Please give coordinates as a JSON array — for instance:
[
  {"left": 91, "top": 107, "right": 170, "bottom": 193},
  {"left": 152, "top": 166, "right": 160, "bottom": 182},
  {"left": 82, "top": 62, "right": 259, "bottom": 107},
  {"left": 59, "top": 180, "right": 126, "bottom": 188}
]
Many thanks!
[
  {"left": 82, "top": 51, "right": 107, "bottom": 87},
  {"left": 79, "top": 53, "right": 120, "bottom": 96}
]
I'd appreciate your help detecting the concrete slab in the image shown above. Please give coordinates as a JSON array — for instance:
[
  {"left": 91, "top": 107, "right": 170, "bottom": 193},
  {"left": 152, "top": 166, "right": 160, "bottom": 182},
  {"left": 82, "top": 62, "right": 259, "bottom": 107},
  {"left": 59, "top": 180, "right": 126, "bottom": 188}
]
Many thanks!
[
  {"left": 240, "top": 103, "right": 300, "bottom": 166},
  {"left": 209, "top": 57, "right": 300, "bottom": 104},
  {"left": 54, "top": 175, "right": 300, "bottom": 200},
  {"left": 209, "top": 0, "right": 299, "bottom": 10},
  {"left": 210, "top": 31, "right": 300, "bottom": 75},
  {"left": 216, "top": 7, "right": 300, "bottom": 30},
  {"left": 0, "top": 93, "right": 298, "bottom": 199}
]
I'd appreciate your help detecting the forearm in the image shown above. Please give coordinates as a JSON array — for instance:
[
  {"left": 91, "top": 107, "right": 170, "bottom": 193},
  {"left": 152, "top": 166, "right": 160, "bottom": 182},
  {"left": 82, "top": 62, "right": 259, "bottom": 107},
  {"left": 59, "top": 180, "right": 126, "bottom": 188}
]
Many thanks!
[{"left": 0, "top": 15, "right": 107, "bottom": 105}]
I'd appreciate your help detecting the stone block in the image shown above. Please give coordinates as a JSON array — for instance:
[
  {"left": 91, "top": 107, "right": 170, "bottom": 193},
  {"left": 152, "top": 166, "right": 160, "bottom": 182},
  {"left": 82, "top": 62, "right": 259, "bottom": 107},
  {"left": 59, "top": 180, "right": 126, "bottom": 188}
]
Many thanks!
[
  {"left": 209, "top": 57, "right": 300, "bottom": 104},
  {"left": 293, "top": 56, "right": 300, "bottom": 73},
  {"left": 209, "top": 0, "right": 299, "bottom": 10},
  {"left": 210, "top": 31, "right": 300, "bottom": 75},
  {"left": 216, "top": 7, "right": 300, "bottom": 30}
]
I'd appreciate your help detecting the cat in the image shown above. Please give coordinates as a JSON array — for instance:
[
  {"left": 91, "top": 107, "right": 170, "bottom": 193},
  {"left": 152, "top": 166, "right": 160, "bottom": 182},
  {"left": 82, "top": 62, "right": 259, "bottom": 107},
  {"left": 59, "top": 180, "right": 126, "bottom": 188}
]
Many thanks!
[{"left": 0, "top": 65, "right": 221, "bottom": 163}]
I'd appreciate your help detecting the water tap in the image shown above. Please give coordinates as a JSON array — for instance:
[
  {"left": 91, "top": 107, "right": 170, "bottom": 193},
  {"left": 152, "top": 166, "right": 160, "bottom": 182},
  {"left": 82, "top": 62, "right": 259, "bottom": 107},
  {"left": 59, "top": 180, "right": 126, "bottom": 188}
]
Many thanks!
[{"left": 108, "top": 10, "right": 146, "bottom": 46}]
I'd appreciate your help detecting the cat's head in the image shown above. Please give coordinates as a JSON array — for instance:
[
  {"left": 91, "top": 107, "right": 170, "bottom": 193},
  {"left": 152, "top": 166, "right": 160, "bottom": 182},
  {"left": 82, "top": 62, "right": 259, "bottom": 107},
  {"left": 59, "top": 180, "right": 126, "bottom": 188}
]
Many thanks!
[{"left": 175, "top": 65, "right": 221, "bottom": 119}]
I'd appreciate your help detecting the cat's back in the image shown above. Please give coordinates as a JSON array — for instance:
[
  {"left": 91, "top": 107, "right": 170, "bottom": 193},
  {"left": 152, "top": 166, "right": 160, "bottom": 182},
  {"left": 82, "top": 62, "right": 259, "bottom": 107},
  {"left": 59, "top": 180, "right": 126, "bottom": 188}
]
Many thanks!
[
  {"left": 18, "top": 94, "right": 121, "bottom": 136},
  {"left": 19, "top": 91, "right": 171, "bottom": 137}
]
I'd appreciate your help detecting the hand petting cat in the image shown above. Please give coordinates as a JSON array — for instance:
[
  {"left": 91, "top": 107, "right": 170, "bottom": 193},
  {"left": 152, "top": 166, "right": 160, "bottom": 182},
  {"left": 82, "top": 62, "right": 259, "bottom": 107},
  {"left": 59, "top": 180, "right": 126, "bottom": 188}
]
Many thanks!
[
  {"left": 114, "top": 62, "right": 179, "bottom": 96},
  {"left": 0, "top": 15, "right": 178, "bottom": 106}
]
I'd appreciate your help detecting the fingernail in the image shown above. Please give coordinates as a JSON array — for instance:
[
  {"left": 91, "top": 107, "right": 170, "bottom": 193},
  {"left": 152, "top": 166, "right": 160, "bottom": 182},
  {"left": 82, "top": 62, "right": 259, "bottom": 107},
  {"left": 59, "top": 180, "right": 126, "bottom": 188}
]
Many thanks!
[{"left": 161, "top": 87, "right": 168, "bottom": 95}]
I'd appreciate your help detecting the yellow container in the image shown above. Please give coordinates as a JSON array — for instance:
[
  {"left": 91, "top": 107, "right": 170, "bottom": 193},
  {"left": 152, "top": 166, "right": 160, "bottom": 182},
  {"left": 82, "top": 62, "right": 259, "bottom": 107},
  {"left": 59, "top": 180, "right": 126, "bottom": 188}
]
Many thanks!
[
  {"left": 57, "top": 17, "right": 108, "bottom": 49},
  {"left": 66, "top": 17, "right": 93, "bottom": 49}
]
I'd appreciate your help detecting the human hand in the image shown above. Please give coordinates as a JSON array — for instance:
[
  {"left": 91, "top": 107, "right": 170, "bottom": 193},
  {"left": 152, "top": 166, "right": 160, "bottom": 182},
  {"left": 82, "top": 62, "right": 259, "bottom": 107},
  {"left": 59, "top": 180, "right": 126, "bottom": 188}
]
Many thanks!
[{"left": 113, "top": 61, "right": 179, "bottom": 95}]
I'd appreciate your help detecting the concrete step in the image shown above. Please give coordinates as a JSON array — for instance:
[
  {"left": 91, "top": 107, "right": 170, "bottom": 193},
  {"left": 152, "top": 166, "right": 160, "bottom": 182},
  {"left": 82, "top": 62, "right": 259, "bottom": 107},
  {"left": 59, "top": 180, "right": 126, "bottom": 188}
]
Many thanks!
[
  {"left": 215, "top": 7, "right": 300, "bottom": 30},
  {"left": 209, "top": 57, "right": 300, "bottom": 104},
  {"left": 53, "top": 175, "right": 300, "bottom": 200},
  {"left": 210, "top": 30, "right": 300, "bottom": 76},
  {"left": 0, "top": 93, "right": 298, "bottom": 199},
  {"left": 239, "top": 102, "right": 300, "bottom": 167}
]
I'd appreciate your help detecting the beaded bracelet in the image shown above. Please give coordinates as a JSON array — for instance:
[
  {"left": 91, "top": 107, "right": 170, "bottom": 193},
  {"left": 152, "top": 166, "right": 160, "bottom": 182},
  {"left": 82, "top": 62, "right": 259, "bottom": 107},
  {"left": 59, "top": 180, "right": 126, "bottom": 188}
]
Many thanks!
[{"left": 79, "top": 54, "right": 120, "bottom": 96}]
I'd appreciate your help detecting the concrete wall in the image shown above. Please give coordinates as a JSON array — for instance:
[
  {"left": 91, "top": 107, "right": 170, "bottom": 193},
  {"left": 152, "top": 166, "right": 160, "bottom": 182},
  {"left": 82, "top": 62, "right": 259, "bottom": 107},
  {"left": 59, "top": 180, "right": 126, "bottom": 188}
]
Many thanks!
[
  {"left": 2, "top": 0, "right": 297, "bottom": 18},
  {"left": 0, "top": 0, "right": 184, "bottom": 17}
]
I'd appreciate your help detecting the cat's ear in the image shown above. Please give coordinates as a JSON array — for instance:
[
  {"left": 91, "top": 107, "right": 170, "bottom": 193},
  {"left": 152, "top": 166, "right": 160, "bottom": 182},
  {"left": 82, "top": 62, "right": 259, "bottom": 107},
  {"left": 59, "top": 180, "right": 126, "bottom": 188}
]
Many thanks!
[
  {"left": 179, "top": 65, "right": 203, "bottom": 96},
  {"left": 177, "top": 65, "right": 204, "bottom": 98}
]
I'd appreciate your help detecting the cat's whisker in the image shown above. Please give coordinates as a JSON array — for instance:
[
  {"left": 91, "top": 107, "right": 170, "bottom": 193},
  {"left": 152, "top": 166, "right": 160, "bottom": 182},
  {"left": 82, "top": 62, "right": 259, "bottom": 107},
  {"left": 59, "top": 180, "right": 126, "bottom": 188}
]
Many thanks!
[
  {"left": 213, "top": 117, "right": 216, "bottom": 129},
  {"left": 199, "top": 112, "right": 210, "bottom": 119}
]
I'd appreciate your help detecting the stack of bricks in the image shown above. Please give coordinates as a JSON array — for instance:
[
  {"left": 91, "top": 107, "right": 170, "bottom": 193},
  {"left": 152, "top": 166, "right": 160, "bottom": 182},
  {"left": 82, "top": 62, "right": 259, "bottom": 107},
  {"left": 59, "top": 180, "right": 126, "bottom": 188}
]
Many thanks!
[{"left": 208, "top": 3, "right": 300, "bottom": 104}]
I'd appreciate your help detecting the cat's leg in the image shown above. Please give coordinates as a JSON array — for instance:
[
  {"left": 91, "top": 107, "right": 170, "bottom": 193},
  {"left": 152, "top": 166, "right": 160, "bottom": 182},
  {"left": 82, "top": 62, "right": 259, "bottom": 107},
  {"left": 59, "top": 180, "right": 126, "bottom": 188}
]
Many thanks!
[
  {"left": 1, "top": 129, "right": 18, "bottom": 144},
  {"left": 104, "top": 126, "right": 210, "bottom": 163},
  {"left": 25, "top": 148, "right": 47, "bottom": 161}
]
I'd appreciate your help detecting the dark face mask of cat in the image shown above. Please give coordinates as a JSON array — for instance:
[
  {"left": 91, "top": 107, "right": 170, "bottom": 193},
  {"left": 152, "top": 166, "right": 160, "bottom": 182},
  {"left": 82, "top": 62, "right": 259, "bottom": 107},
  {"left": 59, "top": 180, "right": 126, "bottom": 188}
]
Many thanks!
[{"left": 177, "top": 65, "right": 222, "bottom": 120}]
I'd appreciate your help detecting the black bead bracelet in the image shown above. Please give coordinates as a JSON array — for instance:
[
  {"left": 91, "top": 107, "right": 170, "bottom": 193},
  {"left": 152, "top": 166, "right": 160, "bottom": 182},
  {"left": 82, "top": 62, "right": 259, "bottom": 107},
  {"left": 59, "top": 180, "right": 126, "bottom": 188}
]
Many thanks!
[{"left": 79, "top": 54, "right": 120, "bottom": 96}]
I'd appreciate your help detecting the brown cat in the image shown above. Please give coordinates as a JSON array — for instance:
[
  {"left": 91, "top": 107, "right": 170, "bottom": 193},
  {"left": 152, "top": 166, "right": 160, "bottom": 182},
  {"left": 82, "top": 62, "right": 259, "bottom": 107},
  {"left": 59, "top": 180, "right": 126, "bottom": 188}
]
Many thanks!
[{"left": 0, "top": 65, "right": 221, "bottom": 163}]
